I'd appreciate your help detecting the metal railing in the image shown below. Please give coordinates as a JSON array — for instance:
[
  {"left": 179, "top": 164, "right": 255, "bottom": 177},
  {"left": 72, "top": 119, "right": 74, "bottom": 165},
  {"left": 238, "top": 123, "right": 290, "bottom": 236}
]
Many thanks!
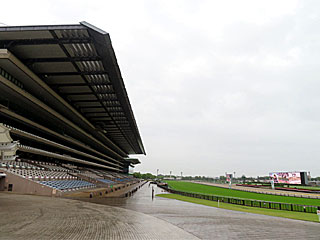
[{"left": 160, "top": 186, "right": 319, "bottom": 214}]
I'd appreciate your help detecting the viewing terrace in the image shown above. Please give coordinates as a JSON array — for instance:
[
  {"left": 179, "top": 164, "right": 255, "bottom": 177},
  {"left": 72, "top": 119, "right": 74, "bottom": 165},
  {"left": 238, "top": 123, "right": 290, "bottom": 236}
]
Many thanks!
[
  {"left": 0, "top": 22, "right": 145, "bottom": 196},
  {"left": 0, "top": 158, "right": 140, "bottom": 193}
]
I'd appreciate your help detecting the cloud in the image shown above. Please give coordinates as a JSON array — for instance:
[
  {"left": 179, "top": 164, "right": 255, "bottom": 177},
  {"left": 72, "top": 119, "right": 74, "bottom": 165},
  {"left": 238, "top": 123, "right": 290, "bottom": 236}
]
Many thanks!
[{"left": 2, "top": 0, "right": 320, "bottom": 177}]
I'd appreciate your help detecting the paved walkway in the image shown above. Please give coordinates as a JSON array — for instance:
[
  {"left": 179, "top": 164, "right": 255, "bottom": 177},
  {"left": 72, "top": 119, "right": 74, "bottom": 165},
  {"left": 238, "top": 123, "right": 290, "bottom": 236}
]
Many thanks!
[
  {"left": 1, "top": 184, "right": 320, "bottom": 239},
  {"left": 78, "top": 184, "right": 320, "bottom": 240},
  {"left": 0, "top": 193, "right": 197, "bottom": 240}
]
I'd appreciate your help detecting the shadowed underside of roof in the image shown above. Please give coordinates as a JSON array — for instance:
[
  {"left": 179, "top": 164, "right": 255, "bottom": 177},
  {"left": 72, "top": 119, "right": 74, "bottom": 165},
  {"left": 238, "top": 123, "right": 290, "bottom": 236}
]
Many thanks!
[{"left": 0, "top": 21, "right": 145, "bottom": 155}]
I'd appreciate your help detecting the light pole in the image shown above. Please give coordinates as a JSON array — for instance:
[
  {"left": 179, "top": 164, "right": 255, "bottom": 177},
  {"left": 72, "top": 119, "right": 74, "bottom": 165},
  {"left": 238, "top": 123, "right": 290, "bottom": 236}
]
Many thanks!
[
  {"left": 157, "top": 169, "right": 159, "bottom": 178},
  {"left": 181, "top": 172, "right": 183, "bottom": 178},
  {"left": 170, "top": 171, "right": 172, "bottom": 179}
]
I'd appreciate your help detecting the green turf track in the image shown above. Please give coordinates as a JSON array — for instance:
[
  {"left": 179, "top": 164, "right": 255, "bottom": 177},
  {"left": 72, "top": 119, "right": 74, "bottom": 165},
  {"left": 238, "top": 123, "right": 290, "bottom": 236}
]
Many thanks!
[
  {"left": 244, "top": 183, "right": 320, "bottom": 190},
  {"left": 157, "top": 194, "right": 320, "bottom": 223},
  {"left": 289, "top": 185, "right": 320, "bottom": 190},
  {"left": 165, "top": 181, "right": 320, "bottom": 206}
]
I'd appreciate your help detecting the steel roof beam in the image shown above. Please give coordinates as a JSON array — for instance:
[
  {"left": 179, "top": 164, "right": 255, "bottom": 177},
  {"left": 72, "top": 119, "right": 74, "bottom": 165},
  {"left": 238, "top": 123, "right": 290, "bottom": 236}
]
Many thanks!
[
  {"left": 0, "top": 107, "right": 124, "bottom": 164},
  {"left": 83, "top": 23, "right": 145, "bottom": 154},
  {"left": 69, "top": 100, "right": 99, "bottom": 103},
  {"left": 60, "top": 92, "right": 94, "bottom": 95},
  {"left": 70, "top": 100, "right": 120, "bottom": 103},
  {"left": 40, "top": 71, "right": 108, "bottom": 76},
  {"left": 23, "top": 56, "right": 102, "bottom": 63},
  {"left": 0, "top": 38, "right": 92, "bottom": 47},
  {"left": 49, "top": 83, "right": 112, "bottom": 87},
  {"left": 0, "top": 74, "right": 126, "bottom": 164},
  {"left": 49, "top": 30, "right": 134, "bottom": 154}
]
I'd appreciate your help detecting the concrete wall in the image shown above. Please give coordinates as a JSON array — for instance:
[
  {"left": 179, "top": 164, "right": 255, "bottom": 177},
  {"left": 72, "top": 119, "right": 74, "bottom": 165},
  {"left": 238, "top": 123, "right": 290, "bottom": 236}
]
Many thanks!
[
  {"left": 63, "top": 180, "right": 145, "bottom": 198},
  {"left": 0, "top": 177, "right": 5, "bottom": 191},
  {"left": 1, "top": 170, "right": 61, "bottom": 196}
]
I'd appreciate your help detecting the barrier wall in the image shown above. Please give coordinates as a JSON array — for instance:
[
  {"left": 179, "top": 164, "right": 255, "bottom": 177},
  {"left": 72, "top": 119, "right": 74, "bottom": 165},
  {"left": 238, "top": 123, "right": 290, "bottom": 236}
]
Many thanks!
[{"left": 3, "top": 171, "right": 61, "bottom": 196}]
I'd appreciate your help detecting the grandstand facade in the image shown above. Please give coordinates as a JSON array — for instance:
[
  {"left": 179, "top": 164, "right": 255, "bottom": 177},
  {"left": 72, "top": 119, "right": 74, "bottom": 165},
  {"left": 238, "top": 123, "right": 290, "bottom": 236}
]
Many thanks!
[{"left": 0, "top": 22, "right": 145, "bottom": 196}]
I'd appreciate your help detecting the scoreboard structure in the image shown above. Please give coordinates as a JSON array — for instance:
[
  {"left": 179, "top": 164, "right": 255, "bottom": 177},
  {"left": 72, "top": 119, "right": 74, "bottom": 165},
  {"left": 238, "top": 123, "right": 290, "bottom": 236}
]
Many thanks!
[{"left": 269, "top": 171, "right": 308, "bottom": 185}]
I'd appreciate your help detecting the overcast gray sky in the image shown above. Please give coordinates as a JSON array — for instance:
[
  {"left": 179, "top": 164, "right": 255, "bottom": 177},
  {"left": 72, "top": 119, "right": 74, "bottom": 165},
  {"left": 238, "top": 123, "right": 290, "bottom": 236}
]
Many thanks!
[{"left": 2, "top": 0, "right": 320, "bottom": 177}]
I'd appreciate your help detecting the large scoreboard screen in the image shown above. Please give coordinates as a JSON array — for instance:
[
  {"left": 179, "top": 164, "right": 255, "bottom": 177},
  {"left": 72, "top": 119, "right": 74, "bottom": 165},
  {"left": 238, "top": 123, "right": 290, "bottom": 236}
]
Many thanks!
[{"left": 269, "top": 171, "right": 302, "bottom": 184}]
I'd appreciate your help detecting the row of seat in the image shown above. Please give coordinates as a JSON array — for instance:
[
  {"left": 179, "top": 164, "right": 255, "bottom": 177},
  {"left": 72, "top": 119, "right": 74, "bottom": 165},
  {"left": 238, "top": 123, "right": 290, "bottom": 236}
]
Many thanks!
[
  {"left": 93, "top": 169, "right": 123, "bottom": 180},
  {"left": 75, "top": 169, "right": 136, "bottom": 185},
  {"left": 115, "top": 178, "right": 130, "bottom": 182},
  {"left": 2, "top": 158, "right": 137, "bottom": 191},
  {"left": 97, "top": 179, "right": 115, "bottom": 185},
  {"left": 39, "top": 180, "right": 95, "bottom": 191},
  {"left": 1, "top": 159, "right": 73, "bottom": 174},
  {"left": 0, "top": 160, "right": 44, "bottom": 170},
  {"left": 77, "top": 171, "right": 101, "bottom": 179},
  {"left": 35, "top": 162, "right": 70, "bottom": 172},
  {"left": 7, "top": 169, "right": 75, "bottom": 180}
]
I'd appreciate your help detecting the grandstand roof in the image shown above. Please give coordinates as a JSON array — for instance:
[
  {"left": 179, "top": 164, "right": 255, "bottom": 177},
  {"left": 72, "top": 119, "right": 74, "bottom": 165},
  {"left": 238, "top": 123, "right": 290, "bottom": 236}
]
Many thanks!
[
  {"left": 124, "top": 158, "right": 141, "bottom": 165},
  {"left": 0, "top": 22, "right": 145, "bottom": 156}
]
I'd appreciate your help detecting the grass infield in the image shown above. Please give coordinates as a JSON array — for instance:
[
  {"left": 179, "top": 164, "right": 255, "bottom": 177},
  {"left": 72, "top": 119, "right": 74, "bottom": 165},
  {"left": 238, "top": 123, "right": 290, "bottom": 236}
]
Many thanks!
[
  {"left": 157, "top": 193, "right": 320, "bottom": 223},
  {"left": 165, "top": 181, "right": 320, "bottom": 206}
]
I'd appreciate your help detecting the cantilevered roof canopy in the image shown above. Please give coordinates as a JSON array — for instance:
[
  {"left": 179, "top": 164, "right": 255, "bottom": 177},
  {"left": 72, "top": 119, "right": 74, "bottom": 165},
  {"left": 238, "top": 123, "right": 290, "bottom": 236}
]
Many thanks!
[
  {"left": 0, "top": 22, "right": 145, "bottom": 155},
  {"left": 124, "top": 158, "right": 141, "bottom": 165}
]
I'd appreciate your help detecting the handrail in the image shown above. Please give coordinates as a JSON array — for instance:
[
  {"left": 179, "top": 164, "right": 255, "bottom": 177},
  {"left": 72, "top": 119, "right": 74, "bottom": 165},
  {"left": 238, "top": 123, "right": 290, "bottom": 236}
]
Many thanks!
[{"left": 159, "top": 185, "right": 320, "bottom": 214}]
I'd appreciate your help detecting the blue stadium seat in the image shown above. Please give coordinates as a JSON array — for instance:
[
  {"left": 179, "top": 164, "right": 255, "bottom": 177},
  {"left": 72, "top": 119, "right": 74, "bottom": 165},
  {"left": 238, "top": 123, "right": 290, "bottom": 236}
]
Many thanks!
[
  {"left": 39, "top": 180, "right": 95, "bottom": 191},
  {"left": 98, "top": 179, "right": 115, "bottom": 185}
]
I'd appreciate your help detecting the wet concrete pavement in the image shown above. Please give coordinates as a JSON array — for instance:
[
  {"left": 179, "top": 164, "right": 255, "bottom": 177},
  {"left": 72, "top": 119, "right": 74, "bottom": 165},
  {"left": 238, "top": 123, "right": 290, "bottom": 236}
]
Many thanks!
[
  {"left": 78, "top": 183, "right": 320, "bottom": 240},
  {"left": 0, "top": 192, "right": 197, "bottom": 240},
  {"left": 1, "top": 184, "right": 320, "bottom": 239}
]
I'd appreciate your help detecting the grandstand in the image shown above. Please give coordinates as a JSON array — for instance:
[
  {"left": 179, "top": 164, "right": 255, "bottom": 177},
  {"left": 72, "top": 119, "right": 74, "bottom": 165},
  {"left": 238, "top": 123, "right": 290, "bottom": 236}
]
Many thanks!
[{"left": 0, "top": 22, "right": 145, "bottom": 196}]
